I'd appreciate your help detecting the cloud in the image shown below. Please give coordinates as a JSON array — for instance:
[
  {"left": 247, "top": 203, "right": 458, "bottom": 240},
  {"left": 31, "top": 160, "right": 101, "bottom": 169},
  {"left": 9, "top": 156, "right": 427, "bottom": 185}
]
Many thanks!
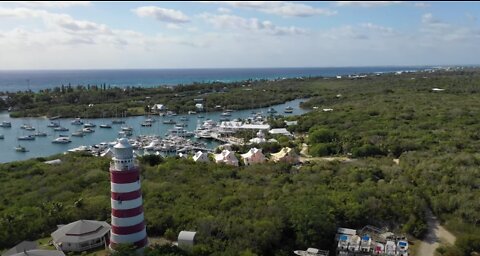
[
  {"left": 201, "top": 13, "right": 307, "bottom": 36},
  {"left": 421, "top": 13, "right": 441, "bottom": 24},
  {"left": 205, "top": 1, "right": 336, "bottom": 17},
  {"left": 361, "top": 22, "right": 395, "bottom": 35},
  {"left": 419, "top": 13, "right": 480, "bottom": 42},
  {"left": 217, "top": 7, "right": 231, "bottom": 14},
  {"left": 132, "top": 6, "right": 190, "bottom": 23},
  {"left": 414, "top": 2, "right": 430, "bottom": 8},
  {"left": 336, "top": 1, "right": 403, "bottom": 7},
  {"left": 11, "top": 1, "right": 91, "bottom": 8}
]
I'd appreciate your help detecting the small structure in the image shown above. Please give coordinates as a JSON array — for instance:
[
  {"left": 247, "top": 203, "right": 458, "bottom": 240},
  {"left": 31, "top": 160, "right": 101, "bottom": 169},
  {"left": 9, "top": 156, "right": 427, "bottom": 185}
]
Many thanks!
[
  {"left": 322, "top": 108, "right": 333, "bottom": 112},
  {"left": 241, "top": 148, "right": 266, "bottom": 165},
  {"left": 270, "top": 147, "right": 298, "bottom": 164},
  {"left": 249, "top": 130, "right": 266, "bottom": 144},
  {"left": 193, "top": 151, "right": 209, "bottom": 163},
  {"left": 151, "top": 104, "right": 167, "bottom": 112},
  {"left": 214, "top": 149, "right": 238, "bottom": 166},
  {"left": 284, "top": 121, "right": 298, "bottom": 126},
  {"left": 269, "top": 128, "right": 293, "bottom": 137},
  {"left": 293, "top": 248, "right": 329, "bottom": 256},
  {"left": 177, "top": 231, "right": 196, "bottom": 251},
  {"left": 51, "top": 220, "right": 111, "bottom": 252},
  {"left": 44, "top": 159, "right": 62, "bottom": 165},
  {"left": 432, "top": 88, "right": 445, "bottom": 92},
  {"left": 195, "top": 103, "right": 204, "bottom": 111}
]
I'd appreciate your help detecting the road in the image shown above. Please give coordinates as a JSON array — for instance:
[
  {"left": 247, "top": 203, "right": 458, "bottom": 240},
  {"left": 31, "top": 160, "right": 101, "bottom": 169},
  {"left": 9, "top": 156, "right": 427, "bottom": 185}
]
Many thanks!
[{"left": 417, "top": 211, "right": 456, "bottom": 256}]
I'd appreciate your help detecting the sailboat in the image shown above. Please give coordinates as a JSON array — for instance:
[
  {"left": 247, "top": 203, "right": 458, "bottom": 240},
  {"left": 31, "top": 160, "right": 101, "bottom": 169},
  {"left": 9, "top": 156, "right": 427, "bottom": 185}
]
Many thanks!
[{"left": 15, "top": 145, "right": 28, "bottom": 152}]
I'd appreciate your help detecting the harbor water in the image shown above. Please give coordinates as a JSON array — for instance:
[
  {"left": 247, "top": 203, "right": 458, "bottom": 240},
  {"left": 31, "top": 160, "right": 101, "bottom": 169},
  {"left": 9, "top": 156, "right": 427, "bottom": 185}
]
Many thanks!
[{"left": 0, "top": 99, "right": 309, "bottom": 163}]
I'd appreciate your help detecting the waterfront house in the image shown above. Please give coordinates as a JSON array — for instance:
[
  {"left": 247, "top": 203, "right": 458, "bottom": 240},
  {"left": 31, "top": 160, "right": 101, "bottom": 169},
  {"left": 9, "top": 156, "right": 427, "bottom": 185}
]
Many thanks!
[
  {"left": 193, "top": 151, "right": 209, "bottom": 163},
  {"left": 241, "top": 148, "right": 266, "bottom": 165},
  {"left": 151, "top": 104, "right": 167, "bottom": 113},
  {"left": 51, "top": 220, "right": 110, "bottom": 252},
  {"left": 214, "top": 150, "right": 238, "bottom": 166}
]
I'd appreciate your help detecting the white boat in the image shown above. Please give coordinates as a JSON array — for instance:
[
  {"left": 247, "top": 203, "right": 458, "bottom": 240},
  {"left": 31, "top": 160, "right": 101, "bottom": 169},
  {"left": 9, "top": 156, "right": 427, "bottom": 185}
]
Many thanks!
[
  {"left": 83, "top": 122, "right": 96, "bottom": 128},
  {"left": 20, "top": 124, "right": 28, "bottom": 129},
  {"left": 33, "top": 131, "right": 47, "bottom": 137},
  {"left": 284, "top": 106, "right": 293, "bottom": 113},
  {"left": 54, "top": 126, "right": 69, "bottom": 132},
  {"left": 71, "top": 130, "right": 84, "bottom": 137},
  {"left": 221, "top": 112, "right": 231, "bottom": 117},
  {"left": 145, "top": 118, "right": 156, "bottom": 123},
  {"left": 18, "top": 135, "right": 35, "bottom": 141},
  {"left": 82, "top": 127, "right": 95, "bottom": 133},
  {"left": 0, "top": 121, "right": 12, "bottom": 128},
  {"left": 179, "top": 117, "right": 189, "bottom": 121},
  {"left": 52, "top": 137, "right": 71, "bottom": 144},
  {"left": 15, "top": 145, "right": 28, "bottom": 152},
  {"left": 100, "top": 124, "right": 112, "bottom": 128},
  {"left": 188, "top": 111, "right": 196, "bottom": 115},
  {"left": 71, "top": 118, "right": 83, "bottom": 125},
  {"left": 141, "top": 122, "right": 152, "bottom": 127},
  {"left": 118, "top": 130, "right": 133, "bottom": 137},
  {"left": 25, "top": 126, "right": 35, "bottom": 131},
  {"left": 163, "top": 119, "right": 176, "bottom": 124},
  {"left": 47, "top": 121, "right": 60, "bottom": 128},
  {"left": 121, "top": 126, "right": 133, "bottom": 131},
  {"left": 168, "top": 127, "right": 194, "bottom": 137}
]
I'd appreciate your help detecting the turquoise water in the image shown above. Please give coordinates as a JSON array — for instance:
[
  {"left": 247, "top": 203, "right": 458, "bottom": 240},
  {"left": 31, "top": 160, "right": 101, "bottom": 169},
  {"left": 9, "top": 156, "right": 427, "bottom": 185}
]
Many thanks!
[{"left": 0, "top": 99, "right": 308, "bottom": 163}]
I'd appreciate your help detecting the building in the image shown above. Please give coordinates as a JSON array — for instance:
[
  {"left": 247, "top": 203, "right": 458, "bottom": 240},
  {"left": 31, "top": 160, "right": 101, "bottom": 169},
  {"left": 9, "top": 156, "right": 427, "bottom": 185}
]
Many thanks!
[
  {"left": 214, "top": 149, "right": 239, "bottom": 166},
  {"left": 241, "top": 148, "right": 266, "bottom": 165},
  {"left": 5, "top": 250, "right": 65, "bottom": 256},
  {"left": 195, "top": 103, "right": 204, "bottom": 111},
  {"left": 270, "top": 147, "right": 298, "bottom": 164},
  {"left": 109, "top": 138, "right": 148, "bottom": 251},
  {"left": 151, "top": 104, "right": 166, "bottom": 112},
  {"left": 177, "top": 231, "right": 196, "bottom": 251},
  {"left": 51, "top": 220, "right": 110, "bottom": 252},
  {"left": 269, "top": 128, "right": 293, "bottom": 137},
  {"left": 193, "top": 151, "right": 209, "bottom": 163},
  {"left": 249, "top": 130, "right": 267, "bottom": 144}
]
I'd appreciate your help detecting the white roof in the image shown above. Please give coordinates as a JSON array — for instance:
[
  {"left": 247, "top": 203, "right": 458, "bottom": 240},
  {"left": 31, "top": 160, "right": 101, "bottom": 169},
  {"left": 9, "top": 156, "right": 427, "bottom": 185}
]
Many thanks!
[
  {"left": 241, "top": 148, "right": 262, "bottom": 158},
  {"left": 44, "top": 159, "right": 62, "bottom": 165},
  {"left": 178, "top": 231, "right": 196, "bottom": 241},
  {"left": 269, "top": 128, "right": 292, "bottom": 136},
  {"left": 51, "top": 220, "right": 110, "bottom": 244},
  {"left": 114, "top": 138, "right": 131, "bottom": 149},
  {"left": 214, "top": 150, "right": 236, "bottom": 161},
  {"left": 240, "top": 124, "right": 270, "bottom": 130}
]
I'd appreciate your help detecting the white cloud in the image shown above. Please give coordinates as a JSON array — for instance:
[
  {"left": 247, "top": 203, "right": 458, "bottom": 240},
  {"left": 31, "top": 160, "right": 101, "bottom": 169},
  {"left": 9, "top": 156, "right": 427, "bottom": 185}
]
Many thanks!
[
  {"left": 205, "top": 1, "right": 336, "bottom": 17},
  {"left": 361, "top": 22, "right": 395, "bottom": 35},
  {"left": 336, "top": 1, "right": 403, "bottom": 7},
  {"left": 13, "top": 1, "right": 91, "bottom": 8},
  {"left": 217, "top": 7, "right": 231, "bottom": 14},
  {"left": 201, "top": 13, "right": 307, "bottom": 36},
  {"left": 414, "top": 2, "right": 430, "bottom": 8},
  {"left": 132, "top": 6, "right": 190, "bottom": 23}
]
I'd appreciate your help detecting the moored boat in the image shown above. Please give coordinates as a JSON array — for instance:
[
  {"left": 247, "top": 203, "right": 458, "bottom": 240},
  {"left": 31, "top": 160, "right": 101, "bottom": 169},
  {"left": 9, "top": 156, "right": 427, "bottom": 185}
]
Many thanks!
[
  {"left": 18, "top": 135, "right": 35, "bottom": 141},
  {"left": 100, "top": 124, "right": 112, "bottom": 128},
  {"left": 15, "top": 145, "right": 28, "bottom": 152},
  {"left": 52, "top": 137, "right": 71, "bottom": 144}
]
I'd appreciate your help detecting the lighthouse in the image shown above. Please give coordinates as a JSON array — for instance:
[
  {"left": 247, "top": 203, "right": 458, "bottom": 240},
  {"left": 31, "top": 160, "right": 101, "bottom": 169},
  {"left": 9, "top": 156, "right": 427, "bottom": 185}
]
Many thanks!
[{"left": 109, "top": 138, "right": 147, "bottom": 251}]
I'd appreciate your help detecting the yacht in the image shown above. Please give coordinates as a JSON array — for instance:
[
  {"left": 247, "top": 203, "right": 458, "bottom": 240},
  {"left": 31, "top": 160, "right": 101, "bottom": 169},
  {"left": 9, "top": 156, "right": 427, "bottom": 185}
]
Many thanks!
[
  {"left": 145, "top": 118, "right": 156, "bottom": 123},
  {"left": 168, "top": 127, "right": 194, "bottom": 137},
  {"left": 267, "top": 107, "right": 277, "bottom": 114},
  {"left": 71, "top": 130, "right": 84, "bottom": 137},
  {"left": 25, "top": 126, "right": 35, "bottom": 131},
  {"left": 0, "top": 121, "right": 12, "bottom": 128},
  {"left": 33, "top": 131, "right": 47, "bottom": 137},
  {"left": 54, "top": 126, "right": 69, "bottom": 132},
  {"left": 83, "top": 122, "right": 96, "bottom": 128},
  {"left": 18, "top": 135, "right": 35, "bottom": 141},
  {"left": 141, "top": 122, "right": 152, "bottom": 127},
  {"left": 100, "top": 124, "right": 112, "bottom": 128},
  {"left": 15, "top": 145, "right": 28, "bottom": 152},
  {"left": 121, "top": 126, "right": 133, "bottom": 131},
  {"left": 284, "top": 106, "right": 294, "bottom": 113},
  {"left": 221, "top": 112, "right": 231, "bottom": 117},
  {"left": 112, "top": 119, "right": 125, "bottom": 124},
  {"left": 71, "top": 118, "right": 83, "bottom": 125},
  {"left": 47, "top": 121, "right": 60, "bottom": 128},
  {"left": 82, "top": 127, "right": 95, "bottom": 133},
  {"left": 163, "top": 119, "right": 176, "bottom": 124},
  {"left": 188, "top": 111, "right": 196, "bottom": 115},
  {"left": 118, "top": 130, "right": 133, "bottom": 137},
  {"left": 52, "top": 137, "right": 71, "bottom": 144}
]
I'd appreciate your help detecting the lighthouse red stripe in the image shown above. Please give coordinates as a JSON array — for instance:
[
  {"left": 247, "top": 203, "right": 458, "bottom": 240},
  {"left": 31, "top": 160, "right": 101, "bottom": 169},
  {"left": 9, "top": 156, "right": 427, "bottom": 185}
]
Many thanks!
[
  {"left": 110, "top": 237, "right": 148, "bottom": 249},
  {"left": 110, "top": 169, "right": 140, "bottom": 184},
  {"left": 111, "top": 222, "right": 145, "bottom": 235},
  {"left": 111, "top": 206, "right": 143, "bottom": 218},
  {"left": 111, "top": 190, "right": 142, "bottom": 201}
]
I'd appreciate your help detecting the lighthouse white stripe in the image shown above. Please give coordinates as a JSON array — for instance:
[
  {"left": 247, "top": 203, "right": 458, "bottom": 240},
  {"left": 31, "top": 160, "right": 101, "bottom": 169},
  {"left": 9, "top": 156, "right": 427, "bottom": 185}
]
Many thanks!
[
  {"left": 111, "top": 197, "right": 143, "bottom": 210},
  {"left": 111, "top": 181, "right": 140, "bottom": 193},
  {"left": 111, "top": 213, "right": 144, "bottom": 227},
  {"left": 111, "top": 228, "right": 147, "bottom": 243}
]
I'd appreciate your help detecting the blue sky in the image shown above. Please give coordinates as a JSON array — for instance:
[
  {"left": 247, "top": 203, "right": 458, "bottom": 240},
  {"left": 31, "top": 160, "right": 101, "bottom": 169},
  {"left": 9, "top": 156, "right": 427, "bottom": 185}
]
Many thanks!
[{"left": 0, "top": 1, "right": 479, "bottom": 69}]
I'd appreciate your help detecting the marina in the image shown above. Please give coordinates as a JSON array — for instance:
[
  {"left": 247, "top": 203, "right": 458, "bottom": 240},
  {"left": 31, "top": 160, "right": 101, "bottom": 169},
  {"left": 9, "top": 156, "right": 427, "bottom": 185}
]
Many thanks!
[{"left": 0, "top": 98, "right": 308, "bottom": 163}]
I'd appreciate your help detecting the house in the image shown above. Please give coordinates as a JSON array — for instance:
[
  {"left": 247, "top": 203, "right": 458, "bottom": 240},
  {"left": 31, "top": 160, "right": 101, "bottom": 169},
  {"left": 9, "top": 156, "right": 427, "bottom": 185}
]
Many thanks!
[
  {"left": 51, "top": 220, "right": 111, "bottom": 252},
  {"left": 193, "top": 151, "right": 209, "bottom": 163},
  {"left": 177, "top": 231, "right": 196, "bottom": 251},
  {"left": 151, "top": 104, "right": 167, "bottom": 112},
  {"left": 269, "top": 128, "right": 293, "bottom": 137},
  {"left": 195, "top": 103, "right": 204, "bottom": 111},
  {"left": 241, "top": 148, "right": 266, "bottom": 165},
  {"left": 214, "top": 150, "right": 238, "bottom": 166},
  {"left": 249, "top": 130, "right": 266, "bottom": 144},
  {"left": 270, "top": 147, "right": 298, "bottom": 164}
]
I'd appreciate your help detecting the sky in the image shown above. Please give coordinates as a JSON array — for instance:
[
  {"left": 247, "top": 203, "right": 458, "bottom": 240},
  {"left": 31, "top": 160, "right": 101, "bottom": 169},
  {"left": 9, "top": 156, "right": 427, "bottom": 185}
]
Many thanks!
[{"left": 0, "top": 1, "right": 479, "bottom": 69}]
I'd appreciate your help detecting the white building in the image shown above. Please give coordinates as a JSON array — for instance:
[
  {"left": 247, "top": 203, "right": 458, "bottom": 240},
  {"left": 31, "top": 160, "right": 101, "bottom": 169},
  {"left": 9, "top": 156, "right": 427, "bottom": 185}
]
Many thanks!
[
  {"left": 241, "top": 148, "right": 266, "bottom": 165},
  {"left": 249, "top": 130, "right": 266, "bottom": 144},
  {"left": 51, "top": 220, "right": 110, "bottom": 252},
  {"left": 270, "top": 147, "right": 298, "bottom": 164},
  {"left": 269, "top": 128, "right": 293, "bottom": 137},
  {"left": 193, "top": 151, "right": 209, "bottom": 163},
  {"left": 151, "top": 104, "right": 167, "bottom": 112},
  {"left": 177, "top": 231, "right": 196, "bottom": 251},
  {"left": 214, "top": 150, "right": 238, "bottom": 166},
  {"left": 195, "top": 103, "right": 204, "bottom": 111}
]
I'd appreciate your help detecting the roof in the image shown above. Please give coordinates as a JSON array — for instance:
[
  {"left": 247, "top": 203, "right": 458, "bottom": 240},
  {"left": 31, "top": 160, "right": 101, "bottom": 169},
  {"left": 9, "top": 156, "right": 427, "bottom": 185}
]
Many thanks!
[
  {"left": 178, "top": 231, "right": 196, "bottom": 241},
  {"left": 193, "top": 151, "right": 208, "bottom": 161},
  {"left": 271, "top": 147, "right": 295, "bottom": 160},
  {"left": 51, "top": 220, "right": 110, "bottom": 244},
  {"left": 214, "top": 150, "right": 237, "bottom": 162},
  {"left": 241, "top": 148, "right": 263, "bottom": 159},
  {"left": 43, "top": 159, "right": 62, "bottom": 165},
  {"left": 269, "top": 128, "right": 292, "bottom": 136},
  {"left": 7, "top": 250, "right": 65, "bottom": 256},
  {"left": 240, "top": 124, "right": 270, "bottom": 130},
  {"left": 114, "top": 138, "right": 131, "bottom": 149},
  {"left": 2, "top": 241, "right": 38, "bottom": 256}
]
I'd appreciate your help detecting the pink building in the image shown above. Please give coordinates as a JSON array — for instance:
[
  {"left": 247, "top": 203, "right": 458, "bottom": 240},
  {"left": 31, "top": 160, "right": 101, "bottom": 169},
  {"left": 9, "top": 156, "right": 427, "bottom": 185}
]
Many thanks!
[{"left": 109, "top": 138, "right": 147, "bottom": 251}]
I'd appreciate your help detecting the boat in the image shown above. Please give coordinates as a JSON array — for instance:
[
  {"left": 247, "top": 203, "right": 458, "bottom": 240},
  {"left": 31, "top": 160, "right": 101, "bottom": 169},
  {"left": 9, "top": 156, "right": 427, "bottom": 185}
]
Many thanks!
[
  {"left": 168, "top": 127, "right": 194, "bottom": 137},
  {"left": 83, "top": 122, "right": 96, "bottom": 128},
  {"left": 15, "top": 145, "right": 28, "bottom": 152},
  {"left": 175, "top": 123, "right": 187, "bottom": 128},
  {"left": 221, "top": 112, "right": 231, "bottom": 117},
  {"left": 284, "top": 106, "right": 293, "bottom": 113},
  {"left": 0, "top": 134, "right": 4, "bottom": 139},
  {"left": 145, "top": 118, "right": 156, "bottom": 123},
  {"left": 267, "top": 107, "right": 277, "bottom": 114},
  {"left": 82, "top": 127, "right": 95, "bottom": 133},
  {"left": 54, "top": 126, "right": 69, "bottom": 132},
  {"left": 163, "top": 119, "right": 176, "bottom": 124},
  {"left": 112, "top": 119, "right": 125, "bottom": 124},
  {"left": 25, "top": 126, "right": 35, "bottom": 131},
  {"left": 121, "top": 126, "right": 133, "bottom": 131},
  {"left": 0, "top": 121, "right": 12, "bottom": 128},
  {"left": 33, "top": 131, "right": 47, "bottom": 137},
  {"left": 179, "top": 117, "right": 189, "bottom": 121},
  {"left": 20, "top": 124, "right": 28, "bottom": 129},
  {"left": 47, "top": 121, "right": 60, "bottom": 128},
  {"left": 71, "top": 118, "right": 83, "bottom": 125},
  {"left": 141, "top": 122, "right": 152, "bottom": 127},
  {"left": 118, "top": 130, "right": 133, "bottom": 137},
  {"left": 18, "top": 135, "right": 35, "bottom": 140},
  {"left": 188, "top": 111, "right": 196, "bottom": 115},
  {"left": 71, "top": 130, "right": 84, "bottom": 137},
  {"left": 100, "top": 124, "right": 112, "bottom": 128},
  {"left": 52, "top": 137, "right": 71, "bottom": 144},
  {"left": 198, "top": 115, "right": 205, "bottom": 119}
]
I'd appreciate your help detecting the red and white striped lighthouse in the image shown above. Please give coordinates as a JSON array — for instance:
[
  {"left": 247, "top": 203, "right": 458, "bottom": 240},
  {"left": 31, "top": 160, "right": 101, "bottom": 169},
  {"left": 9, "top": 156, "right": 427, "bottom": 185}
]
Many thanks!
[{"left": 109, "top": 138, "right": 147, "bottom": 251}]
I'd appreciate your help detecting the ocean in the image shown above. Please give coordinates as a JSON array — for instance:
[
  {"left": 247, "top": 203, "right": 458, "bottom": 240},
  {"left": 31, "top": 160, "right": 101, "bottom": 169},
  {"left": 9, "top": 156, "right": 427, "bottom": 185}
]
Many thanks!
[{"left": 0, "top": 66, "right": 431, "bottom": 92}]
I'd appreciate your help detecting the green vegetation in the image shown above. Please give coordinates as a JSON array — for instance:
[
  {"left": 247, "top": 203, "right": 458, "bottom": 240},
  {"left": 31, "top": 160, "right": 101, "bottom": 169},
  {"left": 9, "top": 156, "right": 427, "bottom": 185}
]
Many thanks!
[{"left": 1, "top": 69, "right": 479, "bottom": 255}]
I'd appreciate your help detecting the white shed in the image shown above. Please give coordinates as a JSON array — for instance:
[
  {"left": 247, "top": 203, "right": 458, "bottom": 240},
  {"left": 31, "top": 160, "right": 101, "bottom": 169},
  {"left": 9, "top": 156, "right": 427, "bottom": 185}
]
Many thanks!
[{"left": 178, "top": 231, "right": 196, "bottom": 251}]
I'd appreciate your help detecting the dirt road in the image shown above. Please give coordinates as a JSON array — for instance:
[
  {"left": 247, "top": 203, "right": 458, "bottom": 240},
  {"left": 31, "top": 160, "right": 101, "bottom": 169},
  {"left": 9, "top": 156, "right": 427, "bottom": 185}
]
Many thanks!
[{"left": 417, "top": 211, "right": 456, "bottom": 256}]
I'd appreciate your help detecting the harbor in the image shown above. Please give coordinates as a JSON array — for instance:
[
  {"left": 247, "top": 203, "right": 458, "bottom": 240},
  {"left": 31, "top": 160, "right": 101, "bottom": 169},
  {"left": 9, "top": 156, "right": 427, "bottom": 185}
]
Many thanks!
[{"left": 0, "top": 98, "right": 308, "bottom": 163}]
